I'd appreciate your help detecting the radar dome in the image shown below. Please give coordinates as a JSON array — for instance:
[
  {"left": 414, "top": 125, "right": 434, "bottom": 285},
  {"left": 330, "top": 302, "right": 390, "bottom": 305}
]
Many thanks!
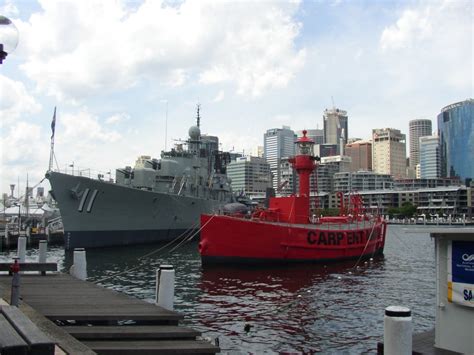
[{"left": 188, "top": 125, "right": 201, "bottom": 140}]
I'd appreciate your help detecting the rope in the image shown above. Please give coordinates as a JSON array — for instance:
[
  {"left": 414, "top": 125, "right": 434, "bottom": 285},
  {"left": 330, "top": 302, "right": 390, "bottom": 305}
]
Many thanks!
[
  {"left": 93, "top": 214, "right": 217, "bottom": 284},
  {"left": 351, "top": 219, "right": 378, "bottom": 270}
]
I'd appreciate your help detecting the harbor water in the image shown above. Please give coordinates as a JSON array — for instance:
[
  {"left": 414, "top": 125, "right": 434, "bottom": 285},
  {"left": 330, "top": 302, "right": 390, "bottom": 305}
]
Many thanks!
[{"left": 0, "top": 225, "right": 437, "bottom": 353}]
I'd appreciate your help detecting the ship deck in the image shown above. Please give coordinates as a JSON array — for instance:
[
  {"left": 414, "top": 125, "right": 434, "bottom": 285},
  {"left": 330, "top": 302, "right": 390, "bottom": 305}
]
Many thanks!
[{"left": 220, "top": 216, "right": 383, "bottom": 230}]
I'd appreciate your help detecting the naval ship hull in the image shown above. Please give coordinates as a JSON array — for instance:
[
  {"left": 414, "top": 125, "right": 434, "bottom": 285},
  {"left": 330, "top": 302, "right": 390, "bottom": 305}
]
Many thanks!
[{"left": 47, "top": 171, "right": 224, "bottom": 249}]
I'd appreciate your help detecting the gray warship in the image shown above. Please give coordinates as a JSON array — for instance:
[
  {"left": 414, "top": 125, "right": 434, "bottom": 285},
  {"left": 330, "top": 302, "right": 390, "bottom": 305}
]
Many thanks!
[{"left": 46, "top": 110, "right": 235, "bottom": 249}]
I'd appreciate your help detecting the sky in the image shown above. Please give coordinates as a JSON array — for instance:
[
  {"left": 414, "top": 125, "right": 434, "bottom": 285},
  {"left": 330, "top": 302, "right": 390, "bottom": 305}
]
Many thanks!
[{"left": 0, "top": 0, "right": 472, "bottom": 196}]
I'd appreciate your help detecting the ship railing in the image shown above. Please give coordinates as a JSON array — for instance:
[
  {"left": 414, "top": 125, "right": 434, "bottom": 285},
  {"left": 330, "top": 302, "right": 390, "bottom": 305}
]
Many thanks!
[
  {"left": 51, "top": 166, "right": 115, "bottom": 182},
  {"left": 178, "top": 176, "right": 187, "bottom": 195}
]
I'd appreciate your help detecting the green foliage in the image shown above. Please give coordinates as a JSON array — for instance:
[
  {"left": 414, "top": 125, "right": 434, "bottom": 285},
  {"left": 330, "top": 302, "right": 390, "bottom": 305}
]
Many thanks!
[
  {"left": 400, "top": 202, "right": 417, "bottom": 217},
  {"left": 387, "top": 202, "right": 417, "bottom": 218},
  {"left": 318, "top": 208, "right": 341, "bottom": 216}
]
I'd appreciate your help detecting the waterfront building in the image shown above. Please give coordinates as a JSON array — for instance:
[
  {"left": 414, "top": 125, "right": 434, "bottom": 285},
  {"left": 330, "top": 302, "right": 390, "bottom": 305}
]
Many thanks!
[
  {"left": 279, "top": 157, "right": 296, "bottom": 196},
  {"left": 409, "top": 119, "right": 432, "bottom": 169},
  {"left": 323, "top": 107, "right": 348, "bottom": 154},
  {"left": 263, "top": 126, "right": 296, "bottom": 190},
  {"left": 372, "top": 128, "right": 407, "bottom": 179},
  {"left": 394, "top": 177, "right": 461, "bottom": 190},
  {"left": 437, "top": 99, "right": 474, "bottom": 182},
  {"left": 355, "top": 186, "right": 472, "bottom": 217},
  {"left": 226, "top": 156, "right": 272, "bottom": 200},
  {"left": 419, "top": 135, "right": 441, "bottom": 179},
  {"left": 333, "top": 171, "right": 393, "bottom": 193},
  {"left": 278, "top": 155, "right": 349, "bottom": 197},
  {"left": 345, "top": 140, "right": 372, "bottom": 172}
]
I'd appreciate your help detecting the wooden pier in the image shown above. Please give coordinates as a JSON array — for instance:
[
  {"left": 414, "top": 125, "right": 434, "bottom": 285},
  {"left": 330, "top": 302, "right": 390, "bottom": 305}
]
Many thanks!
[
  {"left": 377, "top": 330, "right": 459, "bottom": 354},
  {"left": 0, "top": 273, "right": 219, "bottom": 354}
]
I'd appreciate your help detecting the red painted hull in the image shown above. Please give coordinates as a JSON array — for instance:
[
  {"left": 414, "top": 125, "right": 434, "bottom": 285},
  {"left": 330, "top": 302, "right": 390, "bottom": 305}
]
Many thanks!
[{"left": 199, "top": 214, "right": 387, "bottom": 265}]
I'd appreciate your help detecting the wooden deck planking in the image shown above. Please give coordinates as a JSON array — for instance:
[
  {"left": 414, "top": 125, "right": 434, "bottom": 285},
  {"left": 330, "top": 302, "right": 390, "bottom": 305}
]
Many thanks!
[
  {"left": 0, "top": 273, "right": 219, "bottom": 354},
  {"left": 377, "top": 329, "right": 460, "bottom": 355},
  {"left": 63, "top": 325, "right": 201, "bottom": 340},
  {"left": 83, "top": 340, "right": 220, "bottom": 354},
  {"left": 0, "top": 274, "right": 182, "bottom": 322},
  {"left": 0, "top": 313, "right": 28, "bottom": 355}
]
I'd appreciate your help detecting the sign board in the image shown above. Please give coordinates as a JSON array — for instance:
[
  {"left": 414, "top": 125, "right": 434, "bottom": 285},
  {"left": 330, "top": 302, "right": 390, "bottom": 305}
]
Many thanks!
[{"left": 447, "top": 241, "right": 474, "bottom": 307}]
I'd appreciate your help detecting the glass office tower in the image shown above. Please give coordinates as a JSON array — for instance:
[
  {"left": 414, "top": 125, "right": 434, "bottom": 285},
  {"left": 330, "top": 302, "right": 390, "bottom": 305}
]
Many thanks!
[{"left": 437, "top": 99, "right": 474, "bottom": 182}]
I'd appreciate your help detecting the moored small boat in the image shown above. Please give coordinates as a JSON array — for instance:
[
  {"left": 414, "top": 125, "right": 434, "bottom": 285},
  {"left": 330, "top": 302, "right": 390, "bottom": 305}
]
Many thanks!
[{"left": 199, "top": 130, "right": 387, "bottom": 265}]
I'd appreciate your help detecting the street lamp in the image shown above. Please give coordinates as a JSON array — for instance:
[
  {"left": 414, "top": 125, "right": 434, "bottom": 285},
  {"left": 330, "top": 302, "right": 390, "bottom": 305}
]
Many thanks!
[{"left": 0, "top": 15, "right": 19, "bottom": 64}]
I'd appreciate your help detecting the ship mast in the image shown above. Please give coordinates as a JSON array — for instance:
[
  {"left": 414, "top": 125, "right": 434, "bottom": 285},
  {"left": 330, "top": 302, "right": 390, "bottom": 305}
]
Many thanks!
[{"left": 196, "top": 104, "right": 201, "bottom": 128}]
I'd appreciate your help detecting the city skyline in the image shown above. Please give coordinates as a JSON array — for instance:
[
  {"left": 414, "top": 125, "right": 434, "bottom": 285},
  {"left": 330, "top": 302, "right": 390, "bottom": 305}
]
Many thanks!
[{"left": 1, "top": 0, "right": 472, "bottom": 194}]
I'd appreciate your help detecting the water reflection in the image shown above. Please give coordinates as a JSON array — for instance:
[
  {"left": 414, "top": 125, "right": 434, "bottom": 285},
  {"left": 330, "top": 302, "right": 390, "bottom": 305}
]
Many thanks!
[
  {"left": 195, "top": 258, "right": 387, "bottom": 352},
  {"left": 0, "top": 226, "right": 436, "bottom": 353}
]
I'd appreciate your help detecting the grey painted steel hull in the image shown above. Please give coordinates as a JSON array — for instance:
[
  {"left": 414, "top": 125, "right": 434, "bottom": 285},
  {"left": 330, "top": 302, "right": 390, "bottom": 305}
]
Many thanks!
[{"left": 47, "top": 172, "right": 224, "bottom": 249}]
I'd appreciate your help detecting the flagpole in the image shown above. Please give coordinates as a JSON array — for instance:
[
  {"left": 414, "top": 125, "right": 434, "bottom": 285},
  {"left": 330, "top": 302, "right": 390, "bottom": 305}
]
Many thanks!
[{"left": 48, "top": 107, "right": 56, "bottom": 172}]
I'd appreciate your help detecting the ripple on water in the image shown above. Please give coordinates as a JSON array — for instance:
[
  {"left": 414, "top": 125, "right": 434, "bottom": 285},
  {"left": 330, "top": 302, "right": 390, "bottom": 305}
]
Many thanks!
[{"left": 0, "top": 226, "right": 436, "bottom": 353}]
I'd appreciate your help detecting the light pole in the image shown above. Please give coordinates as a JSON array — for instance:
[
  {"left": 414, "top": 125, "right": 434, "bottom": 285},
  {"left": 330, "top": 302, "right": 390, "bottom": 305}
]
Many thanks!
[{"left": 0, "top": 16, "right": 19, "bottom": 64}]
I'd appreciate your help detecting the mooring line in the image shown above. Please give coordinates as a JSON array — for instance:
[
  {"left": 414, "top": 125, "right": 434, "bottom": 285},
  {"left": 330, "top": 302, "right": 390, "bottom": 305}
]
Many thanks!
[{"left": 93, "top": 215, "right": 217, "bottom": 284}]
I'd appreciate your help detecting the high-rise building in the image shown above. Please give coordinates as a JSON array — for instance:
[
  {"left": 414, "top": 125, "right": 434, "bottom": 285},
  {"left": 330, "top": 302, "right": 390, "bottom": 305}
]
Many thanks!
[
  {"left": 226, "top": 156, "right": 272, "bottom": 200},
  {"left": 409, "top": 119, "right": 432, "bottom": 169},
  {"left": 372, "top": 128, "right": 407, "bottom": 179},
  {"left": 437, "top": 99, "right": 474, "bottom": 182},
  {"left": 315, "top": 143, "right": 338, "bottom": 158},
  {"left": 419, "top": 136, "right": 441, "bottom": 179},
  {"left": 264, "top": 126, "right": 296, "bottom": 190},
  {"left": 201, "top": 134, "right": 219, "bottom": 156},
  {"left": 323, "top": 108, "right": 348, "bottom": 154},
  {"left": 251, "top": 146, "right": 264, "bottom": 158},
  {"left": 345, "top": 140, "right": 372, "bottom": 172}
]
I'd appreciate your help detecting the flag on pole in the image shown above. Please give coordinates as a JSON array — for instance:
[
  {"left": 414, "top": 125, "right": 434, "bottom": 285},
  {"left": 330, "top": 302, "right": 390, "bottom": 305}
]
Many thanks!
[{"left": 51, "top": 106, "right": 56, "bottom": 139}]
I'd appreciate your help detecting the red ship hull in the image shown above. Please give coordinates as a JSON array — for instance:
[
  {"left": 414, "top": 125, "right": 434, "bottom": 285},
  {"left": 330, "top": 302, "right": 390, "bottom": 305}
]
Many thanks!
[{"left": 199, "top": 214, "right": 387, "bottom": 265}]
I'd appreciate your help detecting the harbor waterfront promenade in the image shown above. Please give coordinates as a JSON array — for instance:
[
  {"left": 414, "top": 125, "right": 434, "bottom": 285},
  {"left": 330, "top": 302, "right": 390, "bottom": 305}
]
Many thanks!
[
  {"left": 0, "top": 225, "right": 472, "bottom": 352},
  {"left": 0, "top": 271, "right": 219, "bottom": 354}
]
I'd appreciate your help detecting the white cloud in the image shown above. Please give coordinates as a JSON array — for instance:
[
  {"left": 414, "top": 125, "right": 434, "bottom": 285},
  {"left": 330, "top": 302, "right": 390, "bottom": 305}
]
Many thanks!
[
  {"left": 380, "top": 8, "right": 432, "bottom": 50},
  {"left": 212, "top": 90, "right": 225, "bottom": 103},
  {"left": 0, "top": 74, "right": 41, "bottom": 123},
  {"left": 15, "top": 0, "right": 305, "bottom": 101},
  {"left": 0, "top": 121, "right": 49, "bottom": 190},
  {"left": 105, "top": 112, "right": 130, "bottom": 124},
  {"left": 58, "top": 109, "right": 121, "bottom": 144},
  {"left": 377, "top": 0, "right": 472, "bottom": 98},
  {"left": 0, "top": 0, "right": 19, "bottom": 17}
]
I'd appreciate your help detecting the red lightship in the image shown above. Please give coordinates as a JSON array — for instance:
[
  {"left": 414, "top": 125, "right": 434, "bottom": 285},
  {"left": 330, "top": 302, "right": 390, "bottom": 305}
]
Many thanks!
[{"left": 199, "top": 130, "right": 387, "bottom": 265}]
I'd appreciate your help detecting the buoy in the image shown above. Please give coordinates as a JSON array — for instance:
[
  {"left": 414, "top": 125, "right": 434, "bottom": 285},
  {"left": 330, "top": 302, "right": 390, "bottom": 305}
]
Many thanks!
[{"left": 384, "top": 306, "right": 412, "bottom": 355}]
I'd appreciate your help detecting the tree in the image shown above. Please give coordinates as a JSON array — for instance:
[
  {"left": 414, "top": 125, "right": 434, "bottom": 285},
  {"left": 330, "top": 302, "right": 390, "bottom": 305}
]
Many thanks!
[{"left": 400, "top": 202, "right": 417, "bottom": 218}]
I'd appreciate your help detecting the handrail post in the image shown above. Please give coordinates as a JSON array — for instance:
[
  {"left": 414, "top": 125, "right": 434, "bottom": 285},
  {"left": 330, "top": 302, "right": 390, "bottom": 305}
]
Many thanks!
[{"left": 10, "top": 258, "right": 21, "bottom": 306}]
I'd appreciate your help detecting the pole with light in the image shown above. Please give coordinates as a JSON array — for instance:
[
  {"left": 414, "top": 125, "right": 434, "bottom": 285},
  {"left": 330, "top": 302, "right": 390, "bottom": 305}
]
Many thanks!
[{"left": 0, "top": 15, "right": 19, "bottom": 64}]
